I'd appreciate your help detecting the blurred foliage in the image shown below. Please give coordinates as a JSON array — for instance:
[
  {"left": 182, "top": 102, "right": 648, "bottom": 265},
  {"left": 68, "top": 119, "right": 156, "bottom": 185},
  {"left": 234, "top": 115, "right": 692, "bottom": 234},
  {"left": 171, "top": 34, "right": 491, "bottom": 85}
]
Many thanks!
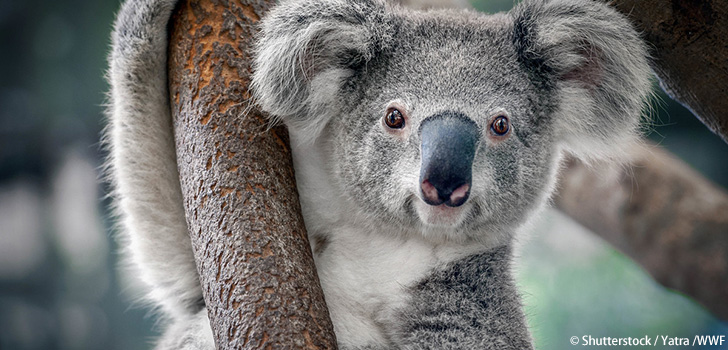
[
  {"left": 0, "top": 0, "right": 725, "bottom": 349},
  {"left": 518, "top": 210, "right": 728, "bottom": 350},
  {"left": 0, "top": 0, "right": 156, "bottom": 349},
  {"left": 0, "top": 0, "right": 116, "bottom": 181}
]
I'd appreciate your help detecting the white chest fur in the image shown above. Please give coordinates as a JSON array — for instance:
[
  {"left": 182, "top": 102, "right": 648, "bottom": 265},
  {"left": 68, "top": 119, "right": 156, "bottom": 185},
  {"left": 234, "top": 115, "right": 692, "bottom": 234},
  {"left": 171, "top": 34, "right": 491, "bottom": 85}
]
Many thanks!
[{"left": 314, "top": 224, "right": 486, "bottom": 346}]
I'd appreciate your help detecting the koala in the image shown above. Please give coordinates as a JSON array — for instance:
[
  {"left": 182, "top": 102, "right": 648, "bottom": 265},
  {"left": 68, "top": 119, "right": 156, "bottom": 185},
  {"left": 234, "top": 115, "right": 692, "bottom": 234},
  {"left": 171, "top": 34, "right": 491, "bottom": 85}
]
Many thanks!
[{"left": 106, "top": 0, "right": 651, "bottom": 349}]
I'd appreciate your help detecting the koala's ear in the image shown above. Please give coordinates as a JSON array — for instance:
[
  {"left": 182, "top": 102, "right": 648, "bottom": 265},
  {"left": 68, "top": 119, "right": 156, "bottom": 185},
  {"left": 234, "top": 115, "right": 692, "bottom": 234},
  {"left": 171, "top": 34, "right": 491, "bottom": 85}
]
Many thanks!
[
  {"left": 252, "top": 0, "right": 388, "bottom": 141},
  {"left": 512, "top": 0, "right": 652, "bottom": 161}
]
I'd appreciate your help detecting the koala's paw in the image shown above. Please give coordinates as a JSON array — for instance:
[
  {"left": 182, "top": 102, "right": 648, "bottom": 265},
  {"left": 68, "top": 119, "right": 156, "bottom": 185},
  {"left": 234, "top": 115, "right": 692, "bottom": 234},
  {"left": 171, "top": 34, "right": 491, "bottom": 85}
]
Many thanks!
[{"left": 156, "top": 309, "right": 215, "bottom": 350}]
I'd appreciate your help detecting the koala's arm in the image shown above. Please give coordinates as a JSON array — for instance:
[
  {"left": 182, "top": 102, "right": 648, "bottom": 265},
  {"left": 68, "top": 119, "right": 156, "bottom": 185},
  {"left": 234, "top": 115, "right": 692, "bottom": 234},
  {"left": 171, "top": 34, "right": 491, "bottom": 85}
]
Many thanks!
[
  {"left": 106, "top": 0, "right": 203, "bottom": 321},
  {"left": 393, "top": 247, "right": 532, "bottom": 350}
]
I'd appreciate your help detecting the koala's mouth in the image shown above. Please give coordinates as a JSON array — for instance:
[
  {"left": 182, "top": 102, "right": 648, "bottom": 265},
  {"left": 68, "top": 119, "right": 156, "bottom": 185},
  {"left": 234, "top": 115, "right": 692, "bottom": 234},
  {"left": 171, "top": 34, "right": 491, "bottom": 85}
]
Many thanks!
[{"left": 412, "top": 195, "right": 471, "bottom": 228}]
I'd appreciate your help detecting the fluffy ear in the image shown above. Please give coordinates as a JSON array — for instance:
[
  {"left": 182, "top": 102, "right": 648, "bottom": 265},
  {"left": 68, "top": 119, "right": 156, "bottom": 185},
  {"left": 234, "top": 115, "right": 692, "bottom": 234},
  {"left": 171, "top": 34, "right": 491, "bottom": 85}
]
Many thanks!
[
  {"left": 252, "top": 0, "right": 388, "bottom": 141},
  {"left": 512, "top": 0, "right": 652, "bottom": 161}
]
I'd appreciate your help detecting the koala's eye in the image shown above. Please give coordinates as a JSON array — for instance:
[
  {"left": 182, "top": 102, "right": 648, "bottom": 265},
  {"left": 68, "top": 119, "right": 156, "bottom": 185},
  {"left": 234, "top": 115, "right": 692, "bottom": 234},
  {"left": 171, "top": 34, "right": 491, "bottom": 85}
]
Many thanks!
[
  {"left": 491, "top": 115, "right": 509, "bottom": 136},
  {"left": 384, "top": 108, "right": 405, "bottom": 129}
]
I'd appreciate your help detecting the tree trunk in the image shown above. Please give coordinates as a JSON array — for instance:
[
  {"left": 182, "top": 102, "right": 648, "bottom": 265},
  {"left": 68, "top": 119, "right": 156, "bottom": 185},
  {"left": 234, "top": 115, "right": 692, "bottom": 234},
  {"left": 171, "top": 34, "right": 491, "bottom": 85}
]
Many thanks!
[
  {"left": 554, "top": 146, "right": 728, "bottom": 320},
  {"left": 167, "top": 0, "right": 337, "bottom": 348},
  {"left": 605, "top": 0, "right": 728, "bottom": 143}
]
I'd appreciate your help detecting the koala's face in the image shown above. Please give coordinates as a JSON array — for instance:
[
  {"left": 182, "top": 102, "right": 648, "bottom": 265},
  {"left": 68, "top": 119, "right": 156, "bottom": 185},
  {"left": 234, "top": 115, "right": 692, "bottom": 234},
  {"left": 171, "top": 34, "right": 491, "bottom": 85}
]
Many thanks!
[
  {"left": 253, "top": 0, "right": 651, "bottom": 243},
  {"left": 327, "top": 13, "right": 558, "bottom": 241}
]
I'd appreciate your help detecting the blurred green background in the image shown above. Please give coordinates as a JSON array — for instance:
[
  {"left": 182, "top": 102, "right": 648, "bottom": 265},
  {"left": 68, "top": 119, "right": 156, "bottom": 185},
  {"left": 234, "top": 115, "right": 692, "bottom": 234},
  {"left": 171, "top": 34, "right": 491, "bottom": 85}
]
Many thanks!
[{"left": 0, "top": 0, "right": 725, "bottom": 349}]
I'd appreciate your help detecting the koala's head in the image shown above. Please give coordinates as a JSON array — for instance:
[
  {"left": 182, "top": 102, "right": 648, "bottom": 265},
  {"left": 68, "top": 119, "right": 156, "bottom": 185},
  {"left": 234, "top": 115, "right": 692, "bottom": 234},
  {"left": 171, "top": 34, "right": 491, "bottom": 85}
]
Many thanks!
[{"left": 252, "top": 0, "right": 651, "bottom": 244}]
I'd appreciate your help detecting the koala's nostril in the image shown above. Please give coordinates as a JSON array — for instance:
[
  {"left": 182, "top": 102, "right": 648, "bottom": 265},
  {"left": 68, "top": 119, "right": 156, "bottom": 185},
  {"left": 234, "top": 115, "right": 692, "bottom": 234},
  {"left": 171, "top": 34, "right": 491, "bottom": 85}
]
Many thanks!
[
  {"left": 421, "top": 179, "right": 444, "bottom": 206},
  {"left": 447, "top": 183, "right": 470, "bottom": 207}
]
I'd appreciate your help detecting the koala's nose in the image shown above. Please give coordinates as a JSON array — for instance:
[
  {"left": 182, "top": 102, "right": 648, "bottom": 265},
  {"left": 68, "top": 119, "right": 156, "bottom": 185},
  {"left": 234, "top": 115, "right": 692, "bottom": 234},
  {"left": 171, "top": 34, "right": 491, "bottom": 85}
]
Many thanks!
[{"left": 419, "top": 112, "right": 479, "bottom": 207}]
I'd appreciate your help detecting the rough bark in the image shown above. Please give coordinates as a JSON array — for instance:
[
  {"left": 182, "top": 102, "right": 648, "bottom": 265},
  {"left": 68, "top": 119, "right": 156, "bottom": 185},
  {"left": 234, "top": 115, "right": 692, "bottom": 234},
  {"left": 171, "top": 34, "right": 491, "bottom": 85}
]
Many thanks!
[
  {"left": 605, "top": 0, "right": 728, "bottom": 143},
  {"left": 167, "top": 0, "right": 337, "bottom": 348},
  {"left": 554, "top": 147, "right": 728, "bottom": 320}
]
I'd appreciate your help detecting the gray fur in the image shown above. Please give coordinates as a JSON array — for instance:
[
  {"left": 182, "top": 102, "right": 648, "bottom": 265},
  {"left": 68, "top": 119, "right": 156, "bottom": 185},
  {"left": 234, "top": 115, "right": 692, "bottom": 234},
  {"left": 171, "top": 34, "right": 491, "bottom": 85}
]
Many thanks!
[
  {"left": 394, "top": 247, "right": 531, "bottom": 349},
  {"left": 106, "top": 0, "right": 202, "bottom": 323},
  {"left": 107, "top": 0, "right": 651, "bottom": 348}
]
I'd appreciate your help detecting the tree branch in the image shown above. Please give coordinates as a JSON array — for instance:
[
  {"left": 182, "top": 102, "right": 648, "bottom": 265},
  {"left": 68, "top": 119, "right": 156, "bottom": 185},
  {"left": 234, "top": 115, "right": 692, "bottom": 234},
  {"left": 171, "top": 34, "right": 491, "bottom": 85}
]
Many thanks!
[
  {"left": 168, "top": 0, "right": 337, "bottom": 348},
  {"left": 554, "top": 147, "right": 728, "bottom": 320},
  {"left": 606, "top": 0, "right": 728, "bottom": 143}
]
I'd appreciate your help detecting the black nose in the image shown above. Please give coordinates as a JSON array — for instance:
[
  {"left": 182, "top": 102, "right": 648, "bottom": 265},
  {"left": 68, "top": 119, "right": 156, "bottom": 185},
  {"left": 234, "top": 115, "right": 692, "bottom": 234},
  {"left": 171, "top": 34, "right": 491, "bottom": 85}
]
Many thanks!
[{"left": 419, "top": 112, "right": 479, "bottom": 207}]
